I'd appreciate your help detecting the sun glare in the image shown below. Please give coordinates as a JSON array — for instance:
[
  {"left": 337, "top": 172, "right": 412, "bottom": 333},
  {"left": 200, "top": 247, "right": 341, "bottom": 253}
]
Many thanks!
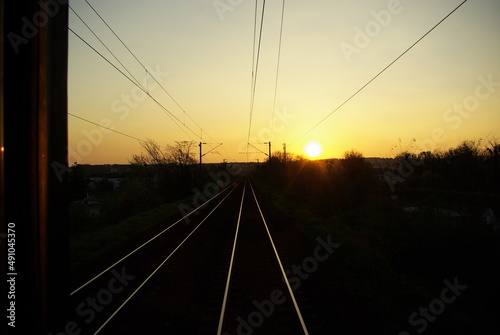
[{"left": 304, "top": 140, "right": 323, "bottom": 158}]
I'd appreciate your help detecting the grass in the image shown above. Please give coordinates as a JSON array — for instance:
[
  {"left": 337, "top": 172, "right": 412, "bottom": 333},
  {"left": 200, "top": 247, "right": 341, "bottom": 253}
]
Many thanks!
[{"left": 70, "top": 199, "right": 186, "bottom": 272}]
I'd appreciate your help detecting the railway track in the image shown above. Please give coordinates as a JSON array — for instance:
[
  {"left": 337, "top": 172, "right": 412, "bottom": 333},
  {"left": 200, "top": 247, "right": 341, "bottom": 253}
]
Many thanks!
[
  {"left": 65, "top": 179, "right": 316, "bottom": 334},
  {"left": 216, "top": 181, "right": 309, "bottom": 335}
]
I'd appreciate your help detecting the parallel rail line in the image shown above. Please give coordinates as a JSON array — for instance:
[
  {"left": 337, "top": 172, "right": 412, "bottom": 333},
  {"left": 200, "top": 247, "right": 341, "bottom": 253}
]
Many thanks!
[{"left": 71, "top": 179, "right": 311, "bottom": 334}]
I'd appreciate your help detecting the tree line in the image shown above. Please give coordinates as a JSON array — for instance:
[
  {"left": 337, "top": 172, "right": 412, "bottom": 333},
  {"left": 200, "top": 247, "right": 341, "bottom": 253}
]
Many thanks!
[
  {"left": 69, "top": 140, "right": 202, "bottom": 232},
  {"left": 255, "top": 139, "right": 500, "bottom": 216}
]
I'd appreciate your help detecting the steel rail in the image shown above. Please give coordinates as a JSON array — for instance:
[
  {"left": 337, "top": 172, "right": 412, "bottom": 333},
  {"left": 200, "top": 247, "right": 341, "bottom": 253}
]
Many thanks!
[
  {"left": 249, "top": 181, "right": 310, "bottom": 335},
  {"left": 71, "top": 183, "right": 235, "bottom": 296},
  {"left": 93, "top": 183, "right": 238, "bottom": 334},
  {"left": 216, "top": 180, "right": 247, "bottom": 335}
]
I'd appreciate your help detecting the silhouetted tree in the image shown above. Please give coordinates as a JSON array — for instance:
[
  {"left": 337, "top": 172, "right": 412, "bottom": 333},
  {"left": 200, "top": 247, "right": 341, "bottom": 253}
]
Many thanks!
[
  {"left": 166, "top": 141, "right": 197, "bottom": 193},
  {"left": 485, "top": 139, "right": 500, "bottom": 191},
  {"left": 333, "top": 150, "right": 378, "bottom": 208},
  {"left": 166, "top": 141, "right": 197, "bottom": 166},
  {"left": 445, "top": 140, "right": 484, "bottom": 191},
  {"left": 129, "top": 139, "right": 197, "bottom": 199}
]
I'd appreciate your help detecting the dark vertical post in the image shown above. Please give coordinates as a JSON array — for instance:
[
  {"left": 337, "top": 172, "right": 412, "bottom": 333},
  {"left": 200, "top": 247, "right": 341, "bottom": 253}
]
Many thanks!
[
  {"left": 199, "top": 141, "right": 202, "bottom": 174},
  {"left": 2, "top": 1, "right": 69, "bottom": 334},
  {"left": 264, "top": 141, "right": 271, "bottom": 161},
  {"left": 283, "top": 143, "right": 287, "bottom": 162},
  {"left": 198, "top": 141, "right": 206, "bottom": 178}
]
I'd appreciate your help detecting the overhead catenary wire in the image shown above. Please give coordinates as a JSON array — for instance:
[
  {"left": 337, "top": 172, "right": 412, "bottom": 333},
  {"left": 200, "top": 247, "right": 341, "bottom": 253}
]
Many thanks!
[
  {"left": 69, "top": 6, "right": 198, "bottom": 143},
  {"left": 289, "top": 0, "right": 469, "bottom": 147},
  {"left": 270, "top": 0, "right": 286, "bottom": 136},
  {"left": 68, "top": 113, "right": 175, "bottom": 153},
  {"left": 249, "top": 0, "right": 259, "bottom": 119},
  {"left": 247, "top": 0, "right": 258, "bottom": 161},
  {"left": 69, "top": 112, "right": 147, "bottom": 143},
  {"left": 68, "top": 27, "right": 198, "bottom": 143},
  {"left": 69, "top": 24, "right": 227, "bottom": 161},
  {"left": 69, "top": 5, "right": 144, "bottom": 90},
  {"left": 247, "top": 0, "right": 267, "bottom": 158},
  {"left": 83, "top": 0, "right": 222, "bottom": 148},
  {"left": 68, "top": 27, "right": 139, "bottom": 96}
]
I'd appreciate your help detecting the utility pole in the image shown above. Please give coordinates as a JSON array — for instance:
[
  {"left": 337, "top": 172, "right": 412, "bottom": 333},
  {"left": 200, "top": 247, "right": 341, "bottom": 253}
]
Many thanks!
[
  {"left": 199, "top": 142, "right": 206, "bottom": 173},
  {"left": 283, "top": 143, "right": 287, "bottom": 162},
  {"left": 264, "top": 141, "right": 271, "bottom": 159}
]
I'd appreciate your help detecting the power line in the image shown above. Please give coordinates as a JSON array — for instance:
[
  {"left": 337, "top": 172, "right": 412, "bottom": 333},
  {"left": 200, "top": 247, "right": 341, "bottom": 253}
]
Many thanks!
[
  {"left": 68, "top": 26, "right": 198, "bottom": 143},
  {"left": 83, "top": 0, "right": 221, "bottom": 147},
  {"left": 68, "top": 112, "right": 146, "bottom": 143},
  {"left": 69, "top": 5, "right": 229, "bottom": 162},
  {"left": 68, "top": 113, "right": 183, "bottom": 152},
  {"left": 289, "top": 0, "right": 468, "bottom": 147},
  {"left": 247, "top": 0, "right": 267, "bottom": 149},
  {"left": 68, "top": 5, "right": 143, "bottom": 90},
  {"left": 270, "top": 0, "right": 286, "bottom": 136},
  {"left": 68, "top": 27, "right": 138, "bottom": 93},
  {"left": 249, "top": 0, "right": 258, "bottom": 121},
  {"left": 84, "top": 0, "right": 144, "bottom": 78},
  {"left": 247, "top": 0, "right": 258, "bottom": 162}
]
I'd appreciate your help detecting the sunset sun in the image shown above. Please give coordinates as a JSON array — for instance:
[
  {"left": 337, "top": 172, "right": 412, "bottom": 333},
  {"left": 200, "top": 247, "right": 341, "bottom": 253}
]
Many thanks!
[{"left": 304, "top": 140, "right": 323, "bottom": 159}]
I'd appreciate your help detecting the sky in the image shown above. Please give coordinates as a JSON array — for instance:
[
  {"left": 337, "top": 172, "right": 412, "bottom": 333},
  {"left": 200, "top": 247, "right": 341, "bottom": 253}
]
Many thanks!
[{"left": 68, "top": 0, "right": 500, "bottom": 164}]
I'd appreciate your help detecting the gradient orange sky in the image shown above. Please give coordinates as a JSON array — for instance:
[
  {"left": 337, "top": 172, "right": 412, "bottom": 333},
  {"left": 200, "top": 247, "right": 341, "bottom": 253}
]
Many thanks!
[{"left": 68, "top": 0, "right": 500, "bottom": 164}]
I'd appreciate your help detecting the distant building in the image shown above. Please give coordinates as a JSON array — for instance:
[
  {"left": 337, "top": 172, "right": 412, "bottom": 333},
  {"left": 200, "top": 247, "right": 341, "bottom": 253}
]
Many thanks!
[{"left": 88, "top": 177, "right": 123, "bottom": 191}]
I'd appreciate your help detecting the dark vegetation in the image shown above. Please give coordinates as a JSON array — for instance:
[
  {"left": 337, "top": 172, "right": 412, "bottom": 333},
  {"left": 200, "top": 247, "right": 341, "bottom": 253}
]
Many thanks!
[
  {"left": 68, "top": 138, "right": 500, "bottom": 334},
  {"left": 69, "top": 139, "right": 235, "bottom": 233},
  {"left": 68, "top": 140, "right": 233, "bottom": 271},
  {"left": 254, "top": 139, "right": 500, "bottom": 334}
]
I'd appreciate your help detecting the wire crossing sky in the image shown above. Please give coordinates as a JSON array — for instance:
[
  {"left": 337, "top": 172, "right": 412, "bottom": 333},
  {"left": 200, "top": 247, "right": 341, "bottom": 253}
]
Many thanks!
[
  {"left": 247, "top": 0, "right": 267, "bottom": 161},
  {"left": 70, "top": 1, "right": 224, "bottom": 148},
  {"left": 68, "top": 0, "right": 500, "bottom": 164},
  {"left": 288, "top": 0, "right": 469, "bottom": 147}
]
